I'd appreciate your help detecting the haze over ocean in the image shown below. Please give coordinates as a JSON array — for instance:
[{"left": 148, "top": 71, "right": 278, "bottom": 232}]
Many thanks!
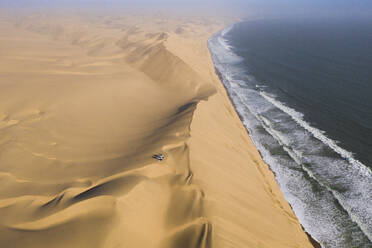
[{"left": 1, "top": 0, "right": 372, "bottom": 19}]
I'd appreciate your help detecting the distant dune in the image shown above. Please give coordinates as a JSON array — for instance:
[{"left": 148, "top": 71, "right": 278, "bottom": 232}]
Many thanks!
[{"left": 0, "top": 9, "right": 314, "bottom": 248}]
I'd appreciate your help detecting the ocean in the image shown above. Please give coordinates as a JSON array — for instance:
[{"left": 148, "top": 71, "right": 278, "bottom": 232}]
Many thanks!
[{"left": 208, "top": 18, "right": 372, "bottom": 247}]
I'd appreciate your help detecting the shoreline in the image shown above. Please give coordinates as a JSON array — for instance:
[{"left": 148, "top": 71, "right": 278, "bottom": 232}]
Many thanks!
[
  {"left": 186, "top": 19, "right": 316, "bottom": 246},
  {"left": 207, "top": 19, "right": 372, "bottom": 247},
  {"left": 205, "top": 28, "right": 321, "bottom": 248}
]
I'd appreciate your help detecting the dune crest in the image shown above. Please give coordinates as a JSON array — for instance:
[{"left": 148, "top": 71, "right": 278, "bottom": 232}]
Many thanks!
[{"left": 0, "top": 13, "right": 215, "bottom": 248}]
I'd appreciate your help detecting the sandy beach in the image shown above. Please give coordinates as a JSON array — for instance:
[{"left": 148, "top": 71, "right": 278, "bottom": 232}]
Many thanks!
[{"left": 0, "top": 7, "right": 315, "bottom": 248}]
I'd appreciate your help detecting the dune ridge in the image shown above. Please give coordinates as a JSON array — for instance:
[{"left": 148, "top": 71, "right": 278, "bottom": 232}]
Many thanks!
[
  {"left": 0, "top": 10, "right": 314, "bottom": 248},
  {"left": 0, "top": 13, "right": 215, "bottom": 248}
]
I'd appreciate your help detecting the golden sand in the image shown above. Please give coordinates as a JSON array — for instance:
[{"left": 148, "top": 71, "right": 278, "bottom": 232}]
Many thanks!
[{"left": 0, "top": 10, "right": 314, "bottom": 248}]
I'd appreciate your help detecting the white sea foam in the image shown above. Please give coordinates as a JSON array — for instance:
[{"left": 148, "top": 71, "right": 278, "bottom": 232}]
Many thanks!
[{"left": 260, "top": 91, "right": 372, "bottom": 177}]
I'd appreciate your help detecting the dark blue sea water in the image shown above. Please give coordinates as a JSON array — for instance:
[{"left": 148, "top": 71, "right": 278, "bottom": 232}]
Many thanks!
[{"left": 208, "top": 18, "right": 372, "bottom": 248}]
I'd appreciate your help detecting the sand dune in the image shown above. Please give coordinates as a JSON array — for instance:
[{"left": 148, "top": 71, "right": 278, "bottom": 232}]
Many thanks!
[{"left": 0, "top": 10, "right": 314, "bottom": 248}]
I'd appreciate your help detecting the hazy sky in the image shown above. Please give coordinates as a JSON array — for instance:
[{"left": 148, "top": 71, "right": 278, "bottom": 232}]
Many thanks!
[{"left": 1, "top": 0, "right": 372, "bottom": 19}]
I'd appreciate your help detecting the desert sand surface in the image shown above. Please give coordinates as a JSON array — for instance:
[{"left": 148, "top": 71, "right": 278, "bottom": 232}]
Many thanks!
[{"left": 0, "top": 7, "right": 314, "bottom": 248}]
